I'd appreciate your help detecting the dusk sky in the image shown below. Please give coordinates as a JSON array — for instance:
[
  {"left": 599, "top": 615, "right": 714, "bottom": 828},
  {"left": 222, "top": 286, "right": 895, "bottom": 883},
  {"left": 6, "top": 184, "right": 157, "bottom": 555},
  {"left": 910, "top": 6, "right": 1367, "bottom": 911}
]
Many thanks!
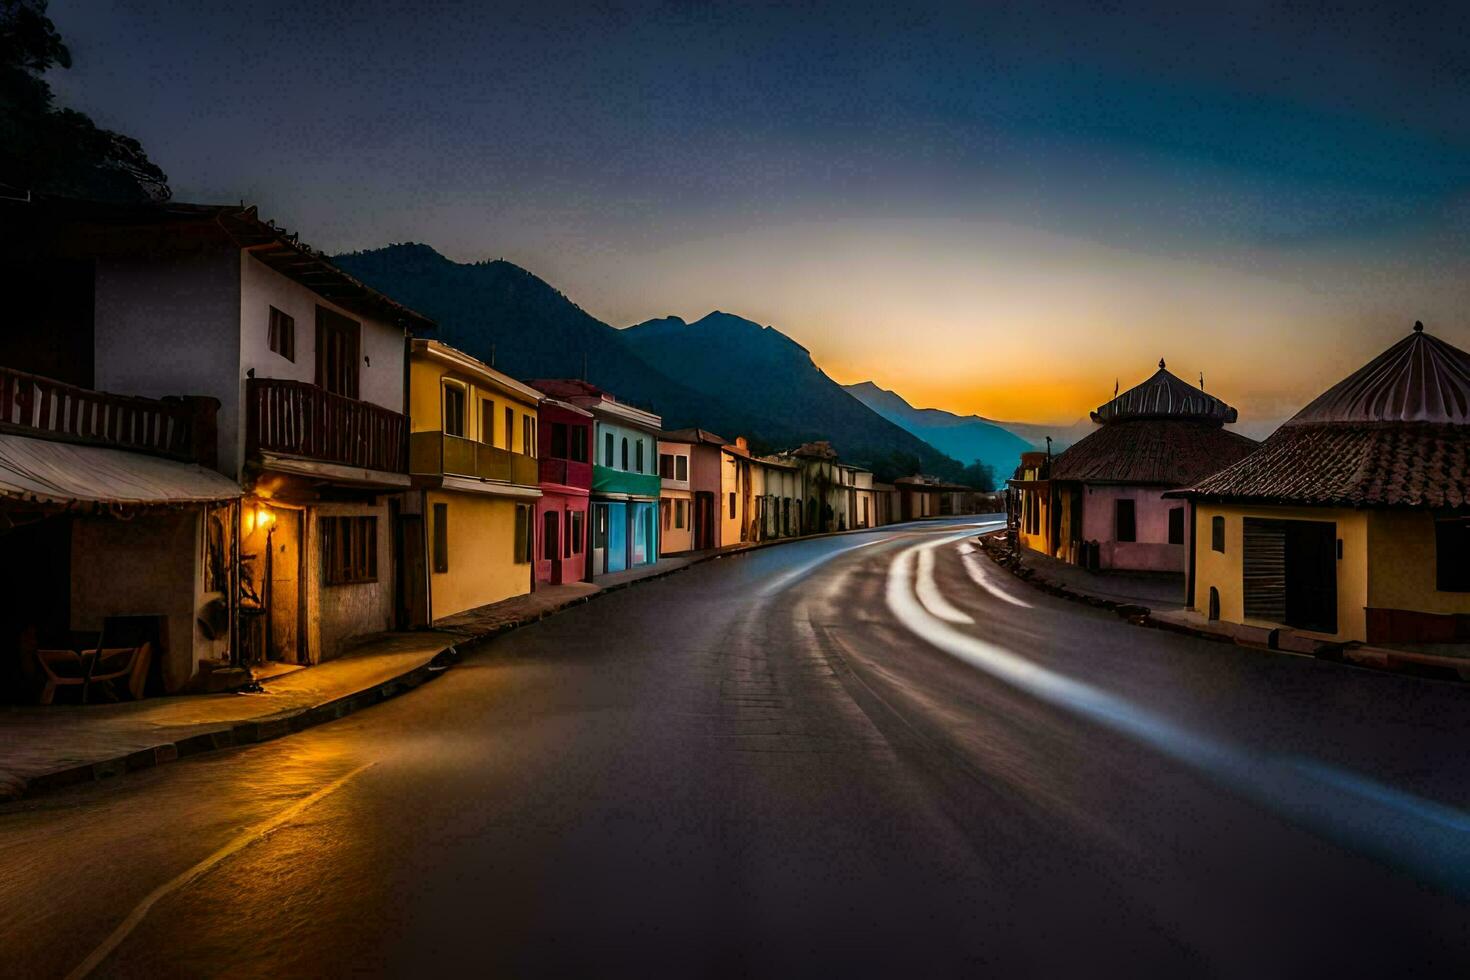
[{"left": 49, "top": 0, "right": 1470, "bottom": 431}]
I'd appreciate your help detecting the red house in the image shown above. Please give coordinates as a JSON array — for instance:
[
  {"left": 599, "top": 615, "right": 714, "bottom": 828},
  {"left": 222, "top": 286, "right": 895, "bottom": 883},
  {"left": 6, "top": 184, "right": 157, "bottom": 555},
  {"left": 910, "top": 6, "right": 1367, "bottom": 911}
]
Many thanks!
[{"left": 535, "top": 394, "right": 594, "bottom": 585}]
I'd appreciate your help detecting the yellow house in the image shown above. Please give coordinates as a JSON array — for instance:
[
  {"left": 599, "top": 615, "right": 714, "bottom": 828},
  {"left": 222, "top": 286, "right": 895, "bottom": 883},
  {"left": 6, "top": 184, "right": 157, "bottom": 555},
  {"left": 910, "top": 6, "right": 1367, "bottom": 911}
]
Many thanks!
[
  {"left": 1172, "top": 323, "right": 1470, "bottom": 645},
  {"left": 408, "top": 339, "right": 542, "bottom": 622},
  {"left": 1007, "top": 450, "right": 1053, "bottom": 556}
]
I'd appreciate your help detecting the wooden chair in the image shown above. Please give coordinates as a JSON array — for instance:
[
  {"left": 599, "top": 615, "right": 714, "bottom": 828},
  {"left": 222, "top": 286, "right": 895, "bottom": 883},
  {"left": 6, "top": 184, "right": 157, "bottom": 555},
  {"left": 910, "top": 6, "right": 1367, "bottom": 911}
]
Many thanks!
[{"left": 35, "top": 642, "right": 152, "bottom": 705}]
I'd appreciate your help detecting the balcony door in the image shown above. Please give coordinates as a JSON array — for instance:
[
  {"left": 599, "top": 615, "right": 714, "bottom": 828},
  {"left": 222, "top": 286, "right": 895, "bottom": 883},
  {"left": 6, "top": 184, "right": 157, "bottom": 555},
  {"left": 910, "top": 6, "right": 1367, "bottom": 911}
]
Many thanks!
[{"left": 315, "top": 307, "right": 360, "bottom": 398}]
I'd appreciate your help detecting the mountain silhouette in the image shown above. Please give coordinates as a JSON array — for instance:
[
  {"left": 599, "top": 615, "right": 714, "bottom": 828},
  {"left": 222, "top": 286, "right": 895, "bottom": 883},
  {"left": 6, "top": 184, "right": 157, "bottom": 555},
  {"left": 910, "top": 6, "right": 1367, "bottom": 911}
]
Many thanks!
[
  {"left": 331, "top": 245, "right": 964, "bottom": 481},
  {"left": 623, "top": 312, "right": 963, "bottom": 479},
  {"left": 844, "top": 381, "right": 1087, "bottom": 470}
]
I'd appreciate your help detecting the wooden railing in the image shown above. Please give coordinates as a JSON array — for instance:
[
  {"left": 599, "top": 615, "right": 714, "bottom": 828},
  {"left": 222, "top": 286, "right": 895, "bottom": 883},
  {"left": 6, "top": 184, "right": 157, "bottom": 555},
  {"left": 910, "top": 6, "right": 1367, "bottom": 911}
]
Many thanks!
[
  {"left": 0, "top": 366, "right": 213, "bottom": 463},
  {"left": 538, "top": 457, "right": 593, "bottom": 489},
  {"left": 247, "top": 378, "right": 405, "bottom": 473},
  {"left": 409, "top": 431, "right": 539, "bottom": 486}
]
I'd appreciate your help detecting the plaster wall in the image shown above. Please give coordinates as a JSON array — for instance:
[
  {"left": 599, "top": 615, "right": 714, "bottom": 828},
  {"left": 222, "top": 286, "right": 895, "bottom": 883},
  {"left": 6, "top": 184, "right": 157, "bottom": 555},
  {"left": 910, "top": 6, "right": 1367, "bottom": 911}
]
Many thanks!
[
  {"left": 426, "top": 490, "right": 528, "bottom": 620},
  {"left": 1081, "top": 485, "right": 1186, "bottom": 572},
  {"left": 306, "top": 499, "right": 395, "bottom": 661},
  {"left": 1192, "top": 503, "right": 1368, "bottom": 642},
  {"left": 70, "top": 508, "right": 218, "bottom": 692}
]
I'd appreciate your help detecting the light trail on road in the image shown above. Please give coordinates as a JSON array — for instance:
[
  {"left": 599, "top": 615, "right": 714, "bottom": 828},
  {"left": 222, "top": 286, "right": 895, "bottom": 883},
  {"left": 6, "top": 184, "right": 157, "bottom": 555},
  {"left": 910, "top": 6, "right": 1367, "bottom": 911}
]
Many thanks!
[{"left": 884, "top": 532, "right": 1470, "bottom": 898}]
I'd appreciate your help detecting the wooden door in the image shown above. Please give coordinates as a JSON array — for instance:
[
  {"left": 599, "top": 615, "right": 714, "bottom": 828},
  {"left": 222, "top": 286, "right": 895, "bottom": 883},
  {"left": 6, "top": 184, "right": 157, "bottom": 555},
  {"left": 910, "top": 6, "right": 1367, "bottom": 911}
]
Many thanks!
[
  {"left": 1285, "top": 520, "right": 1337, "bottom": 634},
  {"left": 315, "top": 307, "right": 360, "bottom": 398}
]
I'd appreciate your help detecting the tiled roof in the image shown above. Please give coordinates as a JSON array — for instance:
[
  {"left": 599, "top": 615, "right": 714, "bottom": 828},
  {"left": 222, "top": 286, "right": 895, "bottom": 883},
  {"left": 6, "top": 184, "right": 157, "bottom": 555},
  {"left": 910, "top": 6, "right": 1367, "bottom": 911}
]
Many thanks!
[
  {"left": 1174, "top": 423, "right": 1469, "bottom": 508},
  {"left": 17, "top": 197, "right": 436, "bottom": 333},
  {"left": 1050, "top": 418, "right": 1257, "bottom": 486},
  {"left": 1287, "top": 323, "right": 1470, "bottom": 425},
  {"left": 660, "top": 427, "right": 729, "bottom": 446},
  {"left": 1176, "top": 326, "right": 1470, "bottom": 508},
  {"left": 1092, "top": 361, "right": 1238, "bottom": 424}
]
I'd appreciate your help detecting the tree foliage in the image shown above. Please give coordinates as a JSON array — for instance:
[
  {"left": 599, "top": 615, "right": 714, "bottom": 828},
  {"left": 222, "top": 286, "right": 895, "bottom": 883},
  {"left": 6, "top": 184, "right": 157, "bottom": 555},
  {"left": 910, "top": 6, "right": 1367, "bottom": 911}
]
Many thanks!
[
  {"left": 0, "top": 0, "right": 169, "bottom": 201},
  {"left": 959, "top": 460, "right": 997, "bottom": 491}
]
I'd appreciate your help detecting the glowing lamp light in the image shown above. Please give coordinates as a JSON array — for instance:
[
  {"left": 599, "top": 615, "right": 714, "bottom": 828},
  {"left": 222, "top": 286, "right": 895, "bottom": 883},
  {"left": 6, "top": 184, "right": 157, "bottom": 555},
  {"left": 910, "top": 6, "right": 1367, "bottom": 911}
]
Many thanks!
[{"left": 256, "top": 504, "right": 275, "bottom": 529}]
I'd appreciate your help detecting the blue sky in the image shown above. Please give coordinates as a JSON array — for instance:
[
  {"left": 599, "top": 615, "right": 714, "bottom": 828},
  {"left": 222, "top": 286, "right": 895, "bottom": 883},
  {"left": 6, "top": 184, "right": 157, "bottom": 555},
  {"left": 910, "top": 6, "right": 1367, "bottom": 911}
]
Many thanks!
[{"left": 49, "top": 0, "right": 1470, "bottom": 426}]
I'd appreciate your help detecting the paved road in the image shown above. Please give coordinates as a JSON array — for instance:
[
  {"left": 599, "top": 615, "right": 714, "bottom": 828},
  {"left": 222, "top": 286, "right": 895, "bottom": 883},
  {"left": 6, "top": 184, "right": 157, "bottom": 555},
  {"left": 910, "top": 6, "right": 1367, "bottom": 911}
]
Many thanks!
[{"left": 4, "top": 517, "right": 1470, "bottom": 977}]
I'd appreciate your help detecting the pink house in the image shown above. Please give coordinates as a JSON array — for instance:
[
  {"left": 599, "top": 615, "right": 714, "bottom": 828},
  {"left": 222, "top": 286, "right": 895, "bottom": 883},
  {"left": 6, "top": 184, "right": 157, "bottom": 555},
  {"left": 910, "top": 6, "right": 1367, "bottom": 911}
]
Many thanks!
[
  {"left": 534, "top": 397, "right": 594, "bottom": 585},
  {"left": 1048, "top": 360, "right": 1257, "bottom": 573}
]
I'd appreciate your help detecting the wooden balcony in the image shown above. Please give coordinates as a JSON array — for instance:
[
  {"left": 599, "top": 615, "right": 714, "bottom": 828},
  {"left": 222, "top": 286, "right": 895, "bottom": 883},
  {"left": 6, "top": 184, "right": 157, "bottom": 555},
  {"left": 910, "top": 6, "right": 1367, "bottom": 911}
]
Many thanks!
[
  {"left": 538, "top": 456, "right": 593, "bottom": 489},
  {"left": 0, "top": 366, "right": 215, "bottom": 463},
  {"left": 247, "top": 378, "right": 405, "bottom": 473},
  {"left": 409, "top": 431, "right": 539, "bottom": 486}
]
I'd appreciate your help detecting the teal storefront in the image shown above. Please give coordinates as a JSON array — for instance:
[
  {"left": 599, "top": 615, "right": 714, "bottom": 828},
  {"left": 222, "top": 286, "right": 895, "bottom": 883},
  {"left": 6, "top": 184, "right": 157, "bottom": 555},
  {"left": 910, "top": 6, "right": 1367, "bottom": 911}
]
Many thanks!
[{"left": 591, "top": 468, "right": 661, "bottom": 578}]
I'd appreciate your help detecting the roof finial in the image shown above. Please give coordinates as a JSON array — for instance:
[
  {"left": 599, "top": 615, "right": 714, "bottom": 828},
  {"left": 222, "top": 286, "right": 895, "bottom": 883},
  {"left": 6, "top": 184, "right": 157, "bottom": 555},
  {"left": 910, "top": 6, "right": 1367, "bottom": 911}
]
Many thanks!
[
  {"left": 1114, "top": 378, "right": 1119, "bottom": 398},
  {"left": 1159, "top": 357, "right": 1166, "bottom": 370},
  {"left": 1199, "top": 371, "right": 1205, "bottom": 390},
  {"left": 1414, "top": 320, "right": 1424, "bottom": 333}
]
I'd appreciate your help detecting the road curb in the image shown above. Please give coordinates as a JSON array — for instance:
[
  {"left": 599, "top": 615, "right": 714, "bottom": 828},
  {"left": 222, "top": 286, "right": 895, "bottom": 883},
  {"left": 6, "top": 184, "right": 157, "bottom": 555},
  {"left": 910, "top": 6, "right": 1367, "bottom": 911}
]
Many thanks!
[
  {"left": 975, "top": 531, "right": 1466, "bottom": 684},
  {"left": 5, "top": 517, "right": 993, "bottom": 803}
]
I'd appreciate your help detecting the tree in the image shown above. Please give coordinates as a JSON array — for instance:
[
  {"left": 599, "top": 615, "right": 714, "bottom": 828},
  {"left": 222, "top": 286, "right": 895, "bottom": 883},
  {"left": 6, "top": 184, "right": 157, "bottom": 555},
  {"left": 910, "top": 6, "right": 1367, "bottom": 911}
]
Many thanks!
[
  {"left": 960, "top": 460, "right": 996, "bottom": 491},
  {"left": 0, "top": 0, "right": 169, "bottom": 201}
]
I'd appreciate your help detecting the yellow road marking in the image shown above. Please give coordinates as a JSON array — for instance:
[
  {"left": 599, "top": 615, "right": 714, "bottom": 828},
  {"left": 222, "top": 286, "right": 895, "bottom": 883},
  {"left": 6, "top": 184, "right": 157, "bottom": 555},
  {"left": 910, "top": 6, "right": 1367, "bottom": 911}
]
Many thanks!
[{"left": 67, "top": 763, "right": 375, "bottom": 979}]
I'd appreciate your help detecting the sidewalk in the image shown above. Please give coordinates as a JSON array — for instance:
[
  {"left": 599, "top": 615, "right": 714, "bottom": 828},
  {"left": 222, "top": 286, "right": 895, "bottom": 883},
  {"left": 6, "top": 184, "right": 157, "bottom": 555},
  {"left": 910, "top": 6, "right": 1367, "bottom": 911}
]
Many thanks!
[
  {"left": 990, "top": 535, "right": 1186, "bottom": 612},
  {"left": 0, "top": 546, "right": 751, "bottom": 802},
  {"left": 0, "top": 522, "right": 985, "bottom": 802},
  {"left": 981, "top": 531, "right": 1470, "bottom": 684}
]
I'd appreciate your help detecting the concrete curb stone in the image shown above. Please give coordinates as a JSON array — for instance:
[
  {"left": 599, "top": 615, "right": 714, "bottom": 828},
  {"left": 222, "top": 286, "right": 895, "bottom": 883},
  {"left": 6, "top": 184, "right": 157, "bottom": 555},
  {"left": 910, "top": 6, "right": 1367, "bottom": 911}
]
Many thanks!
[{"left": 4, "top": 516, "right": 988, "bottom": 802}]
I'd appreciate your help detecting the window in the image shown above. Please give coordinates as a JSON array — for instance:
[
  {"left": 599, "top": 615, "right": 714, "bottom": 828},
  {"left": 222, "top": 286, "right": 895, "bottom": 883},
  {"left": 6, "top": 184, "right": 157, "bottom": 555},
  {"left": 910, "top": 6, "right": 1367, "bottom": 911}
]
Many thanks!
[
  {"left": 659, "top": 453, "right": 674, "bottom": 479},
  {"left": 443, "top": 382, "right": 466, "bottom": 437},
  {"left": 432, "top": 503, "right": 448, "bottom": 573},
  {"left": 1115, "top": 499, "right": 1136, "bottom": 542},
  {"left": 315, "top": 307, "right": 360, "bottom": 398},
  {"left": 571, "top": 426, "right": 588, "bottom": 463},
  {"left": 268, "top": 306, "right": 295, "bottom": 361},
  {"left": 1168, "top": 506, "right": 1185, "bottom": 545},
  {"left": 661, "top": 500, "right": 671, "bottom": 529},
  {"left": 675, "top": 499, "right": 685, "bottom": 529},
  {"left": 543, "top": 510, "right": 559, "bottom": 563},
  {"left": 569, "top": 510, "right": 584, "bottom": 555},
  {"left": 1211, "top": 515, "right": 1226, "bottom": 553},
  {"left": 728, "top": 492, "right": 736, "bottom": 519},
  {"left": 604, "top": 432, "right": 614, "bottom": 466},
  {"left": 322, "top": 516, "right": 377, "bottom": 584},
  {"left": 1436, "top": 519, "right": 1470, "bottom": 592},
  {"left": 513, "top": 504, "right": 533, "bottom": 564},
  {"left": 621, "top": 437, "right": 629, "bottom": 470},
  {"left": 675, "top": 455, "right": 687, "bottom": 481},
  {"left": 522, "top": 415, "right": 536, "bottom": 457},
  {"left": 505, "top": 407, "right": 514, "bottom": 451},
  {"left": 480, "top": 400, "right": 494, "bottom": 445},
  {"left": 636, "top": 440, "right": 644, "bottom": 473},
  {"left": 551, "top": 422, "right": 569, "bottom": 459}
]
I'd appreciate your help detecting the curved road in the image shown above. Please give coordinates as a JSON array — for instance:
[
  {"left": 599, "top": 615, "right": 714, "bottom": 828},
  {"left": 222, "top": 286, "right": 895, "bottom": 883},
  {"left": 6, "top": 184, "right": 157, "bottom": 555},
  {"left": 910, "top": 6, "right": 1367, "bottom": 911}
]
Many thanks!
[{"left": 3, "top": 517, "right": 1470, "bottom": 976}]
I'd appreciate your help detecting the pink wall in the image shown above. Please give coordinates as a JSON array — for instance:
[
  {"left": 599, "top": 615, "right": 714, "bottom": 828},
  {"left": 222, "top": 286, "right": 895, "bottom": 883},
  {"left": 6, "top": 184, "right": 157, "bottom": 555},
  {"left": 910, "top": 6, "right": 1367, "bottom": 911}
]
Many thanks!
[
  {"left": 535, "top": 489, "right": 589, "bottom": 585},
  {"left": 1080, "top": 485, "right": 1186, "bottom": 572}
]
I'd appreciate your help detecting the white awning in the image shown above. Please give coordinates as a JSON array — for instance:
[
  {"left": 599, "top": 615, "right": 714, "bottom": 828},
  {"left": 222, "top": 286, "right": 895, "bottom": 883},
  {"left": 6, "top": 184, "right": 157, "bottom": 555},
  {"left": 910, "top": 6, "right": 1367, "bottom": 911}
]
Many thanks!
[{"left": 0, "top": 433, "right": 241, "bottom": 507}]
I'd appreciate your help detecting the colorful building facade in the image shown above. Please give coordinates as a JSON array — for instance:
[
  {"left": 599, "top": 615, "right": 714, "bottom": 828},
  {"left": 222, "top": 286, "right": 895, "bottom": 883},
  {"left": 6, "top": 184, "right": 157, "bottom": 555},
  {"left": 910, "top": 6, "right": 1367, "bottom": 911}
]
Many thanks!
[
  {"left": 1047, "top": 361, "right": 1256, "bottom": 572},
  {"left": 536, "top": 397, "right": 594, "bottom": 585},
  {"left": 535, "top": 380, "right": 660, "bottom": 577},
  {"left": 408, "top": 340, "right": 542, "bottom": 622},
  {"left": 658, "top": 436, "right": 695, "bottom": 554},
  {"left": 1174, "top": 324, "right": 1470, "bottom": 645}
]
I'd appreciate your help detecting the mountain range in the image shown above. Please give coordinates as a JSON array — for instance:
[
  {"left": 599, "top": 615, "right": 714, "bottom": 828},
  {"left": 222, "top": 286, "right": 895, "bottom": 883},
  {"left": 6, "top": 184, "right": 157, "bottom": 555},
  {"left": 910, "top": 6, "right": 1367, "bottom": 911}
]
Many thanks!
[
  {"left": 331, "top": 244, "right": 967, "bottom": 482},
  {"left": 845, "top": 381, "right": 1093, "bottom": 463}
]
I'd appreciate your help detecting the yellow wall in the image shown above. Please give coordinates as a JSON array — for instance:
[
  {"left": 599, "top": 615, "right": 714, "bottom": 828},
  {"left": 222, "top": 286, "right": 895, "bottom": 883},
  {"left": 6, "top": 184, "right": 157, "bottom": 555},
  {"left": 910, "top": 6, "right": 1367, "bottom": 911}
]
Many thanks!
[
  {"left": 426, "top": 489, "right": 530, "bottom": 620},
  {"left": 1018, "top": 486, "right": 1050, "bottom": 556},
  {"left": 1367, "top": 511, "right": 1470, "bottom": 616},
  {"left": 409, "top": 356, "right": 539, "bottom": 454},
  {"left": 1191, "top": 503, "right": 1368, "bottom": 642},
  {"left": 660, "top": 490, "right": 693, "bottom": 554}
]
